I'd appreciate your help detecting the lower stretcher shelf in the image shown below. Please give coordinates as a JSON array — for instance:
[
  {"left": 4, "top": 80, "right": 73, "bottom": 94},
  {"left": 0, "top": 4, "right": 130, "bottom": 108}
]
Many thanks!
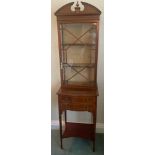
[{"left": 62, "top": 122, "right": 95, "bottom": 140}]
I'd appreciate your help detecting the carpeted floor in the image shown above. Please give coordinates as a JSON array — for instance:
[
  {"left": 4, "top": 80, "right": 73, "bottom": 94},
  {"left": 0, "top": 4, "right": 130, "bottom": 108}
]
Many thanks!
[{"left": 51, "top": 130, "right": 104, "bottom": 155}]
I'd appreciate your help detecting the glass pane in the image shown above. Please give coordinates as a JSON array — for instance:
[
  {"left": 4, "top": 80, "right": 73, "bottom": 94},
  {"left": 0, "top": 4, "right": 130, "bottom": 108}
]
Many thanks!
[
  {"left": 62, "top": 23, "right": 96, "bottom": 44},
  {"left": 64, "top": 67, "right": 95, "bottom": 84},
  {"left": 63, "top": 46, "right": 95, "bottom": 64}
]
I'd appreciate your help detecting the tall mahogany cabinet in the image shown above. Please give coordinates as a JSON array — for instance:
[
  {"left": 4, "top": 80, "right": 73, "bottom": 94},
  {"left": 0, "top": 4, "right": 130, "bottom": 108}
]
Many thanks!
[{"left": 55, "top": 1, "right": 101, "bottom": 151}]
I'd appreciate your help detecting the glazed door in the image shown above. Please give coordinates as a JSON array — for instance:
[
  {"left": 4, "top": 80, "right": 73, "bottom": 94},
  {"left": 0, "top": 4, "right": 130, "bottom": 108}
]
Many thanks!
[{"left": 59, "top": 23, "right": 98, "bottom": 87}]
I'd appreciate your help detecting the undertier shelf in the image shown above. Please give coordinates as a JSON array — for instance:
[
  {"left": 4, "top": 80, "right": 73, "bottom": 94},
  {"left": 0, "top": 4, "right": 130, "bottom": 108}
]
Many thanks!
[{"left": 62, "top": 122, "right": 95, "bottom": 140}]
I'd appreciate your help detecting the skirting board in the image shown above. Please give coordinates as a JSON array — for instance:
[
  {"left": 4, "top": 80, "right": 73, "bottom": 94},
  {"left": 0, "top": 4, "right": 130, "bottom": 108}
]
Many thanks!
[{"left": 51, "top": 120, "right": 104, "bottom": 133}]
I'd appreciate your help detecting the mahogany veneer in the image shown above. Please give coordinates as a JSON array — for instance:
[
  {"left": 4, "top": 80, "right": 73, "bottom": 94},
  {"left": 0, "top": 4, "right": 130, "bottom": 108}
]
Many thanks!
[{"left": 55, "top": 1, "right": 101, "bottom": 152}]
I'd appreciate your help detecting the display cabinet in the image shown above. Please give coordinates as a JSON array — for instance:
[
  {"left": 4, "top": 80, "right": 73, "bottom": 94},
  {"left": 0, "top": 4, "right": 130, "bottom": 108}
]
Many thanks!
[{"left": 55, "top": 1, "right": 101, "bottom": 151}]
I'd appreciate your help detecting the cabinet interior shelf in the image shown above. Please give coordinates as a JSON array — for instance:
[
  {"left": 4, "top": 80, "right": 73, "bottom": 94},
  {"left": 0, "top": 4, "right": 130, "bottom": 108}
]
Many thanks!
[
  {"left": 64, "top": 81, "right": 96, "bottom": 86},
  {"left": 62, "top": 43, "right": 96, "bottom": 46},
  {"left": 63, "top": 63, "right": 95, "bottom": 67}
]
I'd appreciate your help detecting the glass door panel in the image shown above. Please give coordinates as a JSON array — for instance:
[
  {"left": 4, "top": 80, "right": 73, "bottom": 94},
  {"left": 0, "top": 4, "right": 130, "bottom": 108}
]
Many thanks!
[
  {"left": 64, "top": 67, "right": 95, "bottom": 85},
  {"left": 59, "top": 23, "right": 97, "bottom": 86},
  {"left": 63, "top": 45, "right": 96, "bottom": 64},
  {"left": 62, "top": 23, "right": 96, "bottom": 44}
]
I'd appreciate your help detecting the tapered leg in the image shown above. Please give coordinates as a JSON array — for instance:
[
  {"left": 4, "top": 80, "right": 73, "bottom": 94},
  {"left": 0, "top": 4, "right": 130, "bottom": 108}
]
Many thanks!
[
  {"left": 92, "top": 102, "right": 97, "bottom": 152},
  {"left": 58, "top": 95, "right": 63, "bottom": 149},
  {"left": 92, "top": 121, "right": 96, "bottom": 152},
  {"left": 64, "top": 110, "right": 67, "bottom": 123},
  {"left": 59, "top": 112, "right": 63, "bottom": 149},
  {"left": 93, "top": 140, "right": 95, "bottom": 152}
]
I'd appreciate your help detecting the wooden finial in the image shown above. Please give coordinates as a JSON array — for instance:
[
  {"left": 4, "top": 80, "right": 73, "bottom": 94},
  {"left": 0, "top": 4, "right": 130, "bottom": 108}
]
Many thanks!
[
  {"left": 76, "top": 1, "right": 79, "bottom": 7},
  {"left": 75, "top": 1, "right": 80, "bottom": 13}
]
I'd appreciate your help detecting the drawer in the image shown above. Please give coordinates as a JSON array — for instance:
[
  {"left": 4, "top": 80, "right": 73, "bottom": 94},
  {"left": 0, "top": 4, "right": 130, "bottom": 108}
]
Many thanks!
[
  {"left": 60, "top": 96, "right": 96, "bottom": 104},
  {"left": 63, "top": 102, "right": 95, "bottom": 112},
  {"left": 72, "top": 96, "right": 96, "bottom": 104},
  {"left": 59, "top": 95, "right": 96, "bottom": 112},
  {"left": 60, "top": 96, "right": 72, "bottom": 103}
]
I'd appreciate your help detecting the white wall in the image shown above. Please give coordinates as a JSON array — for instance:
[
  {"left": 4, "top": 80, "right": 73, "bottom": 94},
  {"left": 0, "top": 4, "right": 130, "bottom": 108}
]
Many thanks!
[{"left": 51, "top": 0, "right": 104, "bottom": 124}]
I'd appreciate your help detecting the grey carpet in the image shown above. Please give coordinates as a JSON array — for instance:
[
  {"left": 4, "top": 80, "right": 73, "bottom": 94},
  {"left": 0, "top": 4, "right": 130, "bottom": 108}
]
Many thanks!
[{"left": 51, "top": 130, "right": 104, "bottom": 155}]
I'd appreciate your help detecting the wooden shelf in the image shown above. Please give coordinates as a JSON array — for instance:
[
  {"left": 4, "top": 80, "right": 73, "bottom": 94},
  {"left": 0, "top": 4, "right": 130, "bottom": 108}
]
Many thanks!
[
  {"left": 63, "top": 63, "right": 95, "bottom": 67},
  {"left": 62, "top": 122, "right": 95, "bottom": 140},
  {"left": 57, "top": 87, "right": 99, "bottom": 96},
  {"left": 62, "top": 43, "right": 96, "bottom": 46},
  {"left": 64, "top": 81, "right": 96, "bottom": 87}
]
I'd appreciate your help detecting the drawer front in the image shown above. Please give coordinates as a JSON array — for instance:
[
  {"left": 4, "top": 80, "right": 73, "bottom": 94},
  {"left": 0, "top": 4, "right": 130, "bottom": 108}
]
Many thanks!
[
  {"left": 59, "top": 95, "right": 96, "bottom": 112},
  {"left": 60, "top": 96, "right": 72, "bottom": 103},
  {"left": 64, "top": 102, "right": 95, "bottom": 111},
  {"left": 72, "top": 96, "right": 96, "bottom": 104},
  {"left": 60, "top": 96, "right": 95, "bottom": 103}
]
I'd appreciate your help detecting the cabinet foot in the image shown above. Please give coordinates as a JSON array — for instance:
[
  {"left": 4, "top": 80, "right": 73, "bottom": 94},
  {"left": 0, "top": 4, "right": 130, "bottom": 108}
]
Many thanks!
[{"left": 93, "top": 141, "right": 95, "bottom": 152}]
